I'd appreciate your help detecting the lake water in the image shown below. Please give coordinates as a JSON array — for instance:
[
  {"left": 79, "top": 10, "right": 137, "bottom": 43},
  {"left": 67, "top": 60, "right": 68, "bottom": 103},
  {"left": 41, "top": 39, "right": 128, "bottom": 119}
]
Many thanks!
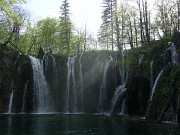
[{"left": 0, "top": 114, "right": 180, "bottom": 135}]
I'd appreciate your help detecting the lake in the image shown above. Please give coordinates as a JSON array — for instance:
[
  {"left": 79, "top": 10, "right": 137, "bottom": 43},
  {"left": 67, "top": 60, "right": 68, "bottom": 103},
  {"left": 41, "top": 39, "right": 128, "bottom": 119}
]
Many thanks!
[{"left": 0, "top": 114, "right": 180, "bottom": 135}]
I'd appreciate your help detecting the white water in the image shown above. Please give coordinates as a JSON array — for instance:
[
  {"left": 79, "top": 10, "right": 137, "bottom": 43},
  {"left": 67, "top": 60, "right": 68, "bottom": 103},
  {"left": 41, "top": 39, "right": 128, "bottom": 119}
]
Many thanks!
[
  {"left": 50, "top": 55, "right": 58, "bottom": 88},
  {"left": 48, "top": 54, "right": 58, "bottom": 89},
  {"left": 66, "top": 56, "right": 77, "bottom": 113},
  {"left": 149, "top": 70, "right": 164, "bottom": 101},
  {"left": 110, "top": 70, "right": 128, "bottom": 114},
  {"left": 43, "top": 54, "right": 58, "bottom": 81},
  {"left": 97, "top": 56, "right": 113, "bottom": 113},
  {"left": 138, "top": 54, "right": 144, "bottom": 65},
  {"left": 79, "top": 54, "right": 84, "bottom": 111},
  {"left": 110, "top": 84, "right": 126, "bottom": 113},
  {"left": 170, "top": 43, "right": 179, "bottom": 65},
  {"left": 21, "top": 83, "right": 27, "bottom": 112},
  {"left": 110, "top": 51, "right": 128, "bottom": 114},
  {"left": 7, "top": 91, "right": 14, "bottom": 114},
  {"left": 29, "top": 56, "right": 51, "bottom": 113},
  {"left": 120, "top": 98, "right": 127, "bottom": 115},
  {"left": 114, "top": 53, "right": 118, "bottom": 86},
  {"left": 150, "top": 60, "right": 154, "bottom": 90}
]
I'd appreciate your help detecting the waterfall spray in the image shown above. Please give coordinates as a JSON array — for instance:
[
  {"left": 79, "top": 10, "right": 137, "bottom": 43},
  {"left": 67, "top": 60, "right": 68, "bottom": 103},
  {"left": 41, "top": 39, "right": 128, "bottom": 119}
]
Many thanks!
[
  {"left": 149, "top": 70, "right": 164, "bottom": 101},
  {"left": 138, "top": 54, "right": 144, "bottom": 65},
  {"left": 7, "top": 91, "right": 14, "bottom": 114},
  {"left": 79, "top": 54, "right": 84, "bottom": 111},
  {"left": 150, "top": 60, "right": 154, "bottom": 90},
  {"left": 43, "top": 54, "right": 58, "bottom": 90},
  {"left": 110, "top": 51, "right": 128, "bottom": 114},
  {"left": 170, "top": 43, "right": 179, "bottom": 65},
  {"left": 97, "top": 56, "right": 113, "bottom": 113},
  {"left": 66, "top": 56, "right": 77, "bottom": 113},
  {"left": 21, "top": 83, "right": 27, "bottom": 113},
  {"left": 29, "top": 56, "right": 52, "bottom": 113}
]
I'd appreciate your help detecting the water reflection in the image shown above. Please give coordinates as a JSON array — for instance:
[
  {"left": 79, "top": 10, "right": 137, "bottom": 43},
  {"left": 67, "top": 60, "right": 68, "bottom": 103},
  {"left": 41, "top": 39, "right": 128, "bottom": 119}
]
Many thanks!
[{"left": 0, "top": 114, "right": 180, "bottom": 135}]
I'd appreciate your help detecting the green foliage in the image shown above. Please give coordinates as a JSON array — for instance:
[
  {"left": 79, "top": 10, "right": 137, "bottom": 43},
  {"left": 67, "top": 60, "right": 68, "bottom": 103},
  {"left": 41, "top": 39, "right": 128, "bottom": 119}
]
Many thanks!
[
  {"left": 169, "top": 66, "right": 180, "bottom": 88},
  {"left": 146, "top": 65, "right": 180, "bottom": 121},
  {"left": 98, "top": 0, "right": 116, "bottom": 50},
  {"left": 0, "top": 0, "right": 26, "bottom": 23},
  {"left": 59, "top": 0, "right": 71, "bottom": 55},
  {"left": 0, "top": 22, "right": 9, "bottom": 44}
]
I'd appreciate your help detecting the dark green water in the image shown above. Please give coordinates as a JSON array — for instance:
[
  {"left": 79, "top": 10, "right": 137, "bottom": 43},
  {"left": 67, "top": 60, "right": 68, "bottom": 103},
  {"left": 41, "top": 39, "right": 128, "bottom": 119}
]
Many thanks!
[{"left": 0, "top": 114, "right": 180, "bottom": 135}]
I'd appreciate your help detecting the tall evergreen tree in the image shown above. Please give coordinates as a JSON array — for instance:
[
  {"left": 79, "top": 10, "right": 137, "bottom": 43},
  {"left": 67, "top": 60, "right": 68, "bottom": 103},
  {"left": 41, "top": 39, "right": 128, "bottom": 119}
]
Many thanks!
[
  {"left": 59, "top": 0, "right": 71, "bottom": 55},
  {"left": 98, "top": 0, "right": 116, "bottom": 50},
  {"left": 98, "top": 1, "right": 111, "bottom": 49}
]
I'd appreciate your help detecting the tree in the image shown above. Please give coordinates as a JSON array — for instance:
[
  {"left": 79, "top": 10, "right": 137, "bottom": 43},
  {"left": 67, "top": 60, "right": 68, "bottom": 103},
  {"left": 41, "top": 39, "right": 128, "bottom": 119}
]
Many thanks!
[
  {"left": 0, "top": 0, "right": 26, "bottom": 47},
  {"left": 59, "top": 0, "right": 72, "bottom": 56},
  {"left": 0, "top": 0, "right": 25, "bottom": 22},
  {"left": 154, "top": 0, "right": 179, "bottom": 40},
  {"left": 36, "top": 18, "right": 58, "bottom": 53},
  {"left": 98, "top": 1, "right": 111, "bottom": 50},
  {"left": 98, "top": 0, "right": 117, "bottom": 50},
  {"left": 73, "top": 28, "right": 84, "bottom": 55},
  {"left": 177, "top": 0, "right": 180, "bottom": 31}
]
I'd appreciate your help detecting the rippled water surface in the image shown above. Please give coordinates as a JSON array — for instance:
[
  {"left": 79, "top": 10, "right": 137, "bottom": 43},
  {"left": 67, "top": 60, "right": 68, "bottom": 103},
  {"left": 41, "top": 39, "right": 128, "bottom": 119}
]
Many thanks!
[{"left": 0, "top": 114, "right": 180, "bottom": 135}]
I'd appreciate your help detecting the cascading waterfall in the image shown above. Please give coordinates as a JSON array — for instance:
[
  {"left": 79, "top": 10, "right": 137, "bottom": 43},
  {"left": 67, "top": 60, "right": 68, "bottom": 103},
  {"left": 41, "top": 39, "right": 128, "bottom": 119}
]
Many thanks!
[
  {"left": 110, "top": 51, "right": 128, "bottom": 114},
  {"left": 138, "top": 54, "right": 144, "bottom": 65},
  {"left": 97, "top": 56, "right": 113, "bottom": 113},
  {"left": 150, "top": 60, "right": 154, "bottom": 90},
  {"left": 79, "top": 54, "right": 84, "bottom": 111},
  {"left": 7, "top": 91, "right": 14, "bottom": 114},
  {"left": 29, "top": 56, "right": 52, "bottom": 113},
  {"left": 13, "top": 55, "right": 20, "bottom": 68},
  {"left": 120, "top": 98, "right": 126, "bottom": 115},
  {"left": 43, "top": 54, "right": 58, "bottom": 89},
  {"left": 42, "top": 54, "right": 49, "bottom": 73},
  {"left": 149, "top": 70, "right": 164, "bottom": 101},
  {"left": 110, "top": 84, "right": 127, "bottom": 114},
  {"left": 170, "top": 43, "right": 179, "bottom": 65},
  {"left": 6, "top": 56, "right": 20, "bottom": 114},
  {"left": 114, "top": 53, "right": 118, "bottom": 86},
  {"left": 50, "top": 55, "right": 58, "bottom": 89},
  {"left": 21, "top": 83, "right": 27, "bottom": 113},
  {"left": 65, "top": 56, "right": 77, "bottom": 113}
]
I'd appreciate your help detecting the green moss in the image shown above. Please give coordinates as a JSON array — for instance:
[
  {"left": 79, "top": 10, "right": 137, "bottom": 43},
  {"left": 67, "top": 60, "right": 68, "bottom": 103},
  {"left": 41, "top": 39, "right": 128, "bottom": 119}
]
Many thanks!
[{"left": 169, "top": 66, "right": 180, "bottom": 86}]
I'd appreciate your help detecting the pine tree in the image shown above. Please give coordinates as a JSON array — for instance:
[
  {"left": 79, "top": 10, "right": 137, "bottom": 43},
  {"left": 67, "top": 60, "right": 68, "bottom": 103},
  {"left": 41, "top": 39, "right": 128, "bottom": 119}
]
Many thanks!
[
  {"left": 59, "top": 0, "right": 71, "bottom": 55},
  {"left": 98, "top": 0, "right": 116, "bottom": 50}
]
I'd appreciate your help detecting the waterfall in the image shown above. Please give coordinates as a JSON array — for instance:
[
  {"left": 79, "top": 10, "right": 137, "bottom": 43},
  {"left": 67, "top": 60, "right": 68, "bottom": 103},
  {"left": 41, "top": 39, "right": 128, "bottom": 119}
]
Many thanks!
[
  {"left": 110, "top": 70, "right": 128, "bottom": 114},
  {"left": 65, "top": 56, "right": 77, "bottom": 113},
  {"left": 97, "top": 56, "right": 113, "bottom": 113},
  {"left": 138, "top": 54, "right": 144, "bottom": 65},
  {"left": 170, "top": 43, "right": 179, "bottom": 65},
  {"left": 149, "top": 70, "right": 164, "bottom": 101},
  {"left": 43, "top": 54, "right": 58, "bottom": 89},
  {"left": 42, "top": 54, "right": 48, "bottom": 73},
  {"left": 114, "top": 53, "right": 118, "bottom": 86},
  {"left": 79, "top": 54, "right": 84, "bottom": 111},
  {"left": 6, "top": 56, "right": 18, "bottom": 114},
  {"left": 150, "top": 60, "right": 154, "bottom": 90},
  {"left": 7, "top": 91, "right": 14, "bottom": 114},
  {"left": 29, "top": 56, "right": 52, "bottom": 113},
  {"left": 13, "top": 55, "right": 20, "bottom": 68},
  {"left": 110, "top": 84, "right": 126, "bottom": 113},
  {"left": 110, "top": 51, "right": 128, "bottom": 114},
  {"left": 120, "top": 98, "right": 126, "bottom": 115},
  {"left": 50, "top": 55, "right": 58, "bottom": 88},
  {"left": 21, "top": 83, "right": 27, "bottom": 113}
]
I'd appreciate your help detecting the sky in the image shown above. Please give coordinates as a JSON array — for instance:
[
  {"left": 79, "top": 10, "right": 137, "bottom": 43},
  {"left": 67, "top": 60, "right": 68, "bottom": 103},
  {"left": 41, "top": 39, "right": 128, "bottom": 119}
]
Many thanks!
[{"left": 23, "top": 0, "right": 102, "bottom": 35}]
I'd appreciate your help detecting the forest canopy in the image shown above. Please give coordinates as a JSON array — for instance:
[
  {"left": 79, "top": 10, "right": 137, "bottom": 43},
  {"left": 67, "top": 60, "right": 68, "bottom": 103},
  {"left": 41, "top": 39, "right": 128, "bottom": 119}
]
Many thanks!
[{"left": 0, "top": 0, "right": 180, "bottom": 55}]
